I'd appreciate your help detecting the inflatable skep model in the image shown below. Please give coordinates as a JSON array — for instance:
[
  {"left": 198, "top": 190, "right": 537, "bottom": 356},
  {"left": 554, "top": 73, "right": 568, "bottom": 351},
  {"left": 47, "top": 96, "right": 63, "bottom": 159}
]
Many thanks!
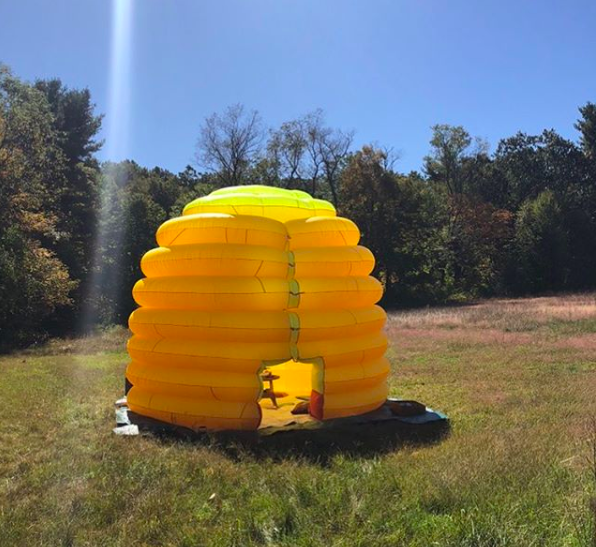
[{"left": 126, "top": 185, "right": 389, "bottom": 431}]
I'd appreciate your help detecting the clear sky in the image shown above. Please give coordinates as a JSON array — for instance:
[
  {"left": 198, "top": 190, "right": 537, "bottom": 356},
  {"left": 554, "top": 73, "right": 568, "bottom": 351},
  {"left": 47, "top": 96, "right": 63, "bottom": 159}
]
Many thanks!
[{"left": 1, "top": 0, "right": 595, "bottom": 174}]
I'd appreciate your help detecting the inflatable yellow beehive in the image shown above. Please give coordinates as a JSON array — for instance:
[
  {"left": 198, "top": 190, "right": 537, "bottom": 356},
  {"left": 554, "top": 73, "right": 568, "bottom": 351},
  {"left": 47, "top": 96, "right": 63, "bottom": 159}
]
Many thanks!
[{"left": 126, "top": 185, "right": 389, "bottom": 431}]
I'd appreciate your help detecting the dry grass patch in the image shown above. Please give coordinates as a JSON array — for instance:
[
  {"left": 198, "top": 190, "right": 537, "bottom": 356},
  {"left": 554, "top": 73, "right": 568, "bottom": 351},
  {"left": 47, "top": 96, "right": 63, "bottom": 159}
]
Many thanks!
[{"left": 389, "top": 293, "right": 596, "bottom": 331}]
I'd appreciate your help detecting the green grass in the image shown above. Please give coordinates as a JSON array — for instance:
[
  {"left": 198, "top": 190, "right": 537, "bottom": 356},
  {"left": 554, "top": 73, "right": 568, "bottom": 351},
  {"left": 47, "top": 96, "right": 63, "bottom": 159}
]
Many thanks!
[{"left": 2, "top": 294, "right": 596, "bottom": 546}]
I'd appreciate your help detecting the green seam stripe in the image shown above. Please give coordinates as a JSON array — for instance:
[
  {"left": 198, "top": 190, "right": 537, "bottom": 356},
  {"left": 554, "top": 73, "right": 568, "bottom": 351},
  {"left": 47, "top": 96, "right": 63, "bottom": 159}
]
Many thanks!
[
  {"left": 289, "top": 304, "right": 300, "bottom": 361},
  {"left": 288, "top": 279, "right": 300, "bottom": 309},
  {"left": 288, "top": 312, "right": 300, "bottom": 332},
  {"left": 287, "top": 250, "right": 296, "bottom": 279}
]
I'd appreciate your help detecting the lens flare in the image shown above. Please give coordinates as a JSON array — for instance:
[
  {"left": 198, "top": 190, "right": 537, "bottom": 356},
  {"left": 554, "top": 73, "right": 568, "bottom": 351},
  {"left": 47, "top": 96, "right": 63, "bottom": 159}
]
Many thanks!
[
  {"left": 82, "top": 0, "right": 134, "bottom": 330},
  {"left": 105, "top": 0, "right": 133, "bottom": 161}
]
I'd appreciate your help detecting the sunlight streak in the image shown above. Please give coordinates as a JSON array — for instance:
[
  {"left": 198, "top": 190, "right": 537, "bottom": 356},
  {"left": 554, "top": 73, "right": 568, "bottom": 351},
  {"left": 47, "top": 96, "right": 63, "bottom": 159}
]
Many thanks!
[
  {"left": 82, "top": 0, "right": 134, "bottom": 331},
  {"left": 105, "top": 0, "right": 134, "bottom": 161}
]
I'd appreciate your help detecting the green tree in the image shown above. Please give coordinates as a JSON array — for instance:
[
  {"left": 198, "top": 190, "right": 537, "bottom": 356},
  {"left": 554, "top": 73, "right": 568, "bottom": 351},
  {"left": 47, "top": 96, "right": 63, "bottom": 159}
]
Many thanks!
[
  {"left": 0, "top": 68, "right": 75, "bottom": 346},
  {"left": 512, "top": 190, "right": 569, "bottom": 293},
  {"left": 444, "top": 197, "right": 513, "bottom": 297},
  {"left": 423, "top": 124, "right": 513, "bottom": 298},
  {"left": 34, "top": 78, "right": 103, "bottom": 323},
  {"left": 494, "top": 129, "right": 594, "bottom": 292},
  {"left": 576, "top": 102, "right": 596, "bottom": 161},
  {"left": 494, "top": 130, "right": 589, "bottom": 208},
  {"left": 341, "top": 146, "right": 446, "bottom": 305},
  {"left": 424, "top": 124, "right": 480, "bottom": 195}
]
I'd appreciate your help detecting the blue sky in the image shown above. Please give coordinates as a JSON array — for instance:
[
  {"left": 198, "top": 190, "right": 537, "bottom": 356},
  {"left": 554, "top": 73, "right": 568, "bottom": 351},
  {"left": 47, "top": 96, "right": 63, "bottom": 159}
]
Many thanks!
[{"left": 1, "top": 0, "right": 595, "bottom": 174}]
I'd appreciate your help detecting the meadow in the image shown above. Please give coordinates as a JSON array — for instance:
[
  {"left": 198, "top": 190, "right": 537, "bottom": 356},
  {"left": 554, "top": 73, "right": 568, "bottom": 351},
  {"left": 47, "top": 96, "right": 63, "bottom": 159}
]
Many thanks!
[{"left": 1, "top": 293, "right": 596, "bottom": 546}]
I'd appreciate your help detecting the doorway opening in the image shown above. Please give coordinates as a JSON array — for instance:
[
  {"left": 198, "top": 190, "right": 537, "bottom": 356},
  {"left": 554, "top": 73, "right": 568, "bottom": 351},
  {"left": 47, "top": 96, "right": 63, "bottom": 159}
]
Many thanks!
[{"left": 258, "top": 357, "right": 324, "bottom": 429}]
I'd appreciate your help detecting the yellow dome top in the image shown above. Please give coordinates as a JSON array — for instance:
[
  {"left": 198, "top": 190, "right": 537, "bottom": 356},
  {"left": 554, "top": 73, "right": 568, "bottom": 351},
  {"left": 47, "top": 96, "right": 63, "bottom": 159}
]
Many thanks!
[{"left": 183, "top": 185, "right": 336, "bottom": 223}]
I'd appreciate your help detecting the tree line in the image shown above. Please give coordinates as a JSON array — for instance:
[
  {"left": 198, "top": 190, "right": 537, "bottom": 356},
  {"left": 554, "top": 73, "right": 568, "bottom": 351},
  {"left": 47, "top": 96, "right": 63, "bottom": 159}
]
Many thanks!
[{"left": 1, "top": 65, "right": 595, "bottom": 350}]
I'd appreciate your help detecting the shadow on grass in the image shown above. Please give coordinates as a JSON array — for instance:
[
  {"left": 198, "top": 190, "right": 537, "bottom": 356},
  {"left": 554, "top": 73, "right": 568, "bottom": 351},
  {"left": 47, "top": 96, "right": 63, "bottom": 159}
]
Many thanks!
[{"left": 126, "top": 411, "right": 450, "bottom": 465}]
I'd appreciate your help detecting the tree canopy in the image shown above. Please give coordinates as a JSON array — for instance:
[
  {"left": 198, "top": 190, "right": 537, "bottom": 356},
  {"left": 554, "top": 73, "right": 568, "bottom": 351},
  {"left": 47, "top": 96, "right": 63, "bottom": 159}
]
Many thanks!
[{"left": 1, "top": 64, "right": 595, "bottom": 349}]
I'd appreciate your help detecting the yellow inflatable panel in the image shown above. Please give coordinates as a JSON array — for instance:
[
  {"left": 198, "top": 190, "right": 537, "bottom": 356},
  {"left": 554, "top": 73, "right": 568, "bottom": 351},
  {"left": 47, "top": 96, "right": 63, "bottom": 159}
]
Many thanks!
[
  {"left": 129, "top": 309, "right": 292, "bottom": 342},
  {"left": 292, "top": 246, "right": 375, "bottom": 278},
  {"left": 157, "top": 213, "right": 288, "bottom": 249},
  {"left": 286, "top": 217, "right": 360, "bottom": 249},
  {"left": 183, "top": 186, "right": 336, "bottom": 222},
  {"left": 296, "top": 277, "right": 383, "bottom": 310},
  {"left": 127, "top": 361, "right": 260, "bottom": 401},
  {"left": 126, "top": 185, "right": 391, "bottom": 431},
  {"left": 132, "top": 277, "right": 291, "bottom": 311},
  {"left": 324, "top": 381, "right": 389, "bottom": 412},
  {"left": 127, "top": 335, "right": 290, "bottom": 369},
  {"left": 128, "top": 387, "right": 261, "bottom": 430},
  {"left": 297, "top": 307, "right": 386, "bottom": 341},
  {"left": 324, "top": 357, "right": 391, "bottom": 386},
  {"left": 141, "top": 244, "right": 290, "bottom": 279},
  {"left": 298, "top": 332, "right": 388, "bottom": 365},
  {"left": 211, "top": 185, "right": 311, "bottom": 199},
  {"left": 128, "top": 335, "right": 292, "bottom": 362}
]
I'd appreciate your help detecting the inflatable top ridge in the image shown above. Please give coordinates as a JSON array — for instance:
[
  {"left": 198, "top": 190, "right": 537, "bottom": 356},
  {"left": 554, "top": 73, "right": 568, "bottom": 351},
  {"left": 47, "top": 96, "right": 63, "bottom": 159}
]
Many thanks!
[{"left": 182, "top": 185, "right": 336, "bottom": 223}]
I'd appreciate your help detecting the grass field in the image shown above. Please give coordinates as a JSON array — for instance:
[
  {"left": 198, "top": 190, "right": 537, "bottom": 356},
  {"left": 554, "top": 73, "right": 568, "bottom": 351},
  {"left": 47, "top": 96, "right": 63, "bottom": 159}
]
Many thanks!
[{"left": 2, "top": 294, "right": 596, "bottom": 546}]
